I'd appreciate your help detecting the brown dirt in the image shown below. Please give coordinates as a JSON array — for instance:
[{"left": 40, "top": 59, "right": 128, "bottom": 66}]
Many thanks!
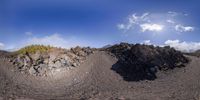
[{"left": 0, "top": 51, "right": 200, "bottom": 100}]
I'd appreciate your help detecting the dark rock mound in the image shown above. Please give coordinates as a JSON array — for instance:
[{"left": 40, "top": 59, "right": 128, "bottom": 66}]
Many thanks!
[{"left": 106, "top": 43, "right": 189, "bottom": 81}]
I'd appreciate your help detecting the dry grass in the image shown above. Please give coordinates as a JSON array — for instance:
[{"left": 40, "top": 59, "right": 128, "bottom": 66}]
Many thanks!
[{"left": 16, "top": 45, "right": 53, "bottom": 54}]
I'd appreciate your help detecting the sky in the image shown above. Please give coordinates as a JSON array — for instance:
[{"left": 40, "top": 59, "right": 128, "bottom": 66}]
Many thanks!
[{"left": 0, "top": 0, "right": 200, "bottom": 52}]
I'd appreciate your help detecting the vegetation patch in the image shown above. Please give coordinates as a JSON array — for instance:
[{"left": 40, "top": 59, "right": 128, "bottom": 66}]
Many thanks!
[{"left": 16, "top": 45, "right": 53, "bottom": 54}]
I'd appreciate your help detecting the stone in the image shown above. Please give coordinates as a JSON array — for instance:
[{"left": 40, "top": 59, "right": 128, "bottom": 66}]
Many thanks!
[
  {"left": 37, "top": 64, "right": 48, "bottom": 75},
  {"left": 72, "top": 62, "right": 78, "bottom": 67},
  {"left": 29, "top": 67, "right": 36, "bottom": 75},
  {"left": 54, "top": 60, "right": 63, "bottom": 68}
]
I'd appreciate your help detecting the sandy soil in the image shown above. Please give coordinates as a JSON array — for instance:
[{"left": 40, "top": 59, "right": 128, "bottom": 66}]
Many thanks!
[{"left": 0, "top": 51, "right": 200, "bottom": 100}]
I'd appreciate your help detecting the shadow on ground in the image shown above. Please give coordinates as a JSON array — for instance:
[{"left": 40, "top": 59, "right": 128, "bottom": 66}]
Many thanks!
[{"left": 111, "top": 61, "right": 157, "bottom": 81}]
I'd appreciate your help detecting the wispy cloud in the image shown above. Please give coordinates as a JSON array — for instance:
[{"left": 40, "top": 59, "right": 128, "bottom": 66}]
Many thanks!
[
  {"left": 118, "top": 11, "right": 195, "bottom": 34},
  {"left": 117, "top": 12, "right": 150, "bottom": 31},
  {"left": 165, "top": 40, "right": 200, "bottom": 52},
  {"left": 175, "top": 24, "right": 194, "bottom": 32},
  {"left": 167, "top": 11, "right": 178, "bottom": 17},
  {"left": 167, "top": 11, "right": 188, "bottom": 17},
  {"left": 166, "top": 19, "right": 175, "bottom": 24},
  {"left": 128, "top": 12, "right": 150, "bottom": 25}
]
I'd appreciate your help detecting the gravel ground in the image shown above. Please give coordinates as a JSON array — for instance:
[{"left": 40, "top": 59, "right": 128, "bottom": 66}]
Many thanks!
[{"left": 0, "top": 51, "right": 200, "bottom": 100}]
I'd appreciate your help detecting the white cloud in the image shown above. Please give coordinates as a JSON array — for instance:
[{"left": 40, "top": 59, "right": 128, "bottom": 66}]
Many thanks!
[
  {"left": 25, "top": 32, "right": 33, "bottom": 36},
  {"left": 175, "top": 24, "right": 194, "bottom": 32},
  {"left": 140, "top": 23, "right": 164, "bottom": 32},
  {"left": 142, "top": 40, "right": 152, "bottom": 45},
  {"left": 166, "top": 19, "right": 175, "bottom": 24},
  {"left": 0, "top": 42, "right": 4, "bottom": 50},
  {"left": 165, "top": 40, "right": 200, "bottom": 52}
]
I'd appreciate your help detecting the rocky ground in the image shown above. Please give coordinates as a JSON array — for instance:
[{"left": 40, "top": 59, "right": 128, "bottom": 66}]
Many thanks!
[{"left": 0, "top": 43, "right": 200, "bottom": 100}]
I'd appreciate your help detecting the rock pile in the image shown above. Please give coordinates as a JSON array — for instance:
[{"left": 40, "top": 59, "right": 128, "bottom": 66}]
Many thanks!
[
  {"left": 106, "top": 43, "right": 189, "bottom": 81},
  {"left": 9, "top": 46, "right": 94, "bottom": 76}
]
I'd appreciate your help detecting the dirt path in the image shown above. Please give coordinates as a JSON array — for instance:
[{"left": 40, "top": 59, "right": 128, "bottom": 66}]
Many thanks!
[{"left": 0, "top": 51, "right": 200, "bottom": 100}]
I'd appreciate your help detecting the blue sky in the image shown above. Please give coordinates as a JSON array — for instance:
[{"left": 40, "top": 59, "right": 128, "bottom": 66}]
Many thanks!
[{"left": 0, "top": 0, "right": 200, "bottom": 52}]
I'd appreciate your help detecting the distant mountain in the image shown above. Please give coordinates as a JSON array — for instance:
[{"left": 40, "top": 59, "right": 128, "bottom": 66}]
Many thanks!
[
  {"left": 0, "top": 50, "right": 8, "bottom": 57},
  {"left": 186, "top": 50, "right": 200, "bottom": 57},
  {"left": 102, "top": 44, "right": 113, "bottom": 49}
]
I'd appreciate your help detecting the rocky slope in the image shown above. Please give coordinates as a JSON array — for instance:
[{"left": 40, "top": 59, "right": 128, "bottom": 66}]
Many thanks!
[{"left": 7, "top": 46, "right": 94, "bottom": 76}]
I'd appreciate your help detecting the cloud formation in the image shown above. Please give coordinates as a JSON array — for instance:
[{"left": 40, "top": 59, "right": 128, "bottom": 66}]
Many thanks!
[
  {"left": 117, "top": 12, "right": 150, "bottom": 31},
  {"left": 165, "top": 40, "right": 200, "bottom": 52},
  {"left": 140, "top": 23, "right": 163, "bottom": 32},
  {"left": 118, "top": 12, "right": 195, "bottom": 34},
  {"left": 175, "top": 24, "right": 194, "bottom": 32}
]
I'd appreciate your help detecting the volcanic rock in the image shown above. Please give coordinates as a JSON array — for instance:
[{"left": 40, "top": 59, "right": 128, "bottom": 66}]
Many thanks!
[{"left": 106, "top": 43, "right": 189, "bottom": 81}]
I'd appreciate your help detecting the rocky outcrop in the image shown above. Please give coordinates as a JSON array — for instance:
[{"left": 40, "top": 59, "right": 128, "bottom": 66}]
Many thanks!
[
  {"left": 106, "top": 43, "right": 189, "bottom": 81},
  {"left": 9, "top": 47, "right": 94, "bottom": 76}
]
